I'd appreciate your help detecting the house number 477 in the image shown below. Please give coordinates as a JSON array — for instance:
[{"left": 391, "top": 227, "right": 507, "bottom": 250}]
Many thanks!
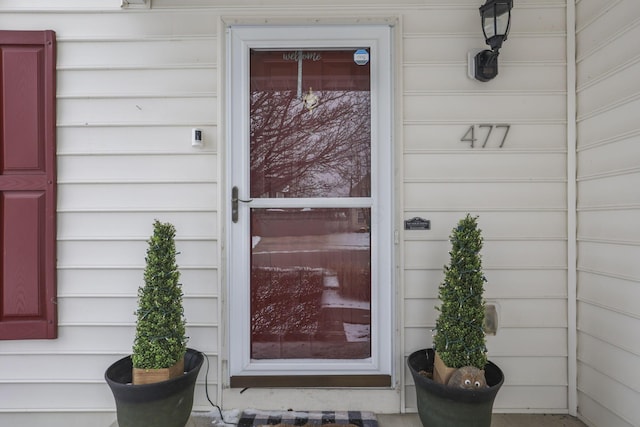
[{"left": 460, "top": 124, "right": 511, "bottom": 148}]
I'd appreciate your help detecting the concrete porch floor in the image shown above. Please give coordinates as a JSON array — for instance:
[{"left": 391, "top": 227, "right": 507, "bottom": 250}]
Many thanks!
[
  {"left": 129, "top": 412, "right": 588, "bottom": 427},
  {"left": 377, "top": 413, "right": 587, "bottom": 427}
]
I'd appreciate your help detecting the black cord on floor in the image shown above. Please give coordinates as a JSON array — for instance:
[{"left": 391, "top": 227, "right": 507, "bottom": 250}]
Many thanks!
[{"left": 202, "top": 351, "right": 238, "bottom": 426}]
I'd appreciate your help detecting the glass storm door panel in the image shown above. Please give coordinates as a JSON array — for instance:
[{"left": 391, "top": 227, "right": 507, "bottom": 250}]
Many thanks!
[
  {"left": 250, "top": 49, "right": 372, "bottom": 360},
  {"left": 228, "top": 26, "right": 392, "bottom": 380},
  {"left": 249, "top": 50, "right": 371, "bottom": 200}
]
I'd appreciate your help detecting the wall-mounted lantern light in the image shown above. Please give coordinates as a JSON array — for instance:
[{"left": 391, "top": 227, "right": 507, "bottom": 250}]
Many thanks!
[{"left": 472, "top": 0, "right": 513, "bottom": 82}]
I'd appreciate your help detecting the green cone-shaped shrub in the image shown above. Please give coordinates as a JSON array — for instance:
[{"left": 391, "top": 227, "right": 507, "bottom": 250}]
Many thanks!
[
  {"left": 433, "top": 214, "right": 487, "bottom": 369},
  {"left": 132, "top": 220, "right": 187, "bottom": 369}
]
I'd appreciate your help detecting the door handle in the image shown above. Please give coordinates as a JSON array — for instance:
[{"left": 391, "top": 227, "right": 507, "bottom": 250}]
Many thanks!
[{"left": 232, "top": 186, "right": 253, "bottom": 223}]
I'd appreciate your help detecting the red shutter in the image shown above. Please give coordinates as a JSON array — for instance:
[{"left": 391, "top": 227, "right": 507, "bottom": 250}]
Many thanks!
[{"left": 0, "top": 30, "right": 57, "bottom": 339}]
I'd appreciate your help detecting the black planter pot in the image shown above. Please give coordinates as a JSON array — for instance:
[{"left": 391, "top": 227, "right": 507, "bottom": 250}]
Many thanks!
[
  {"left": 105, "top": 348, "right": 204, "bottom": 427},
  {"left": 407, "top": 349, "right": 504, "bottom": 427}
]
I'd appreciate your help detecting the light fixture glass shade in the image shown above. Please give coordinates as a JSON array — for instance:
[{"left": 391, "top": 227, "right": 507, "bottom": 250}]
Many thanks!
[{"left": 480, "top": 0, "right": 513, "bottom": 51}]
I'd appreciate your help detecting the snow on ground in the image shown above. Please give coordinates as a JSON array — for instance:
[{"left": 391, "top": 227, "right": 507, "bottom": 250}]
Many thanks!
[
  {"left": 321, "top": 288, "right": 370, "bottom": 310},
  {"left": 343, "top": 323, "right": 370, "bottom": 342},
  {"left": 323, "top": 273, "right": 339, "bottom": 288}
]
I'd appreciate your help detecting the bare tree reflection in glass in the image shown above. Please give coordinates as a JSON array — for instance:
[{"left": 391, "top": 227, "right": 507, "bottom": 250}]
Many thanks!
[{"left": 250, "top": 89, "right": 371, "bottom": 199}]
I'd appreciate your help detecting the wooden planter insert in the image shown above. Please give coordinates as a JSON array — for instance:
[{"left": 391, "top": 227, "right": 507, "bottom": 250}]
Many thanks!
[
  {"left": 132, "top": 356, "right": 184, "bottom": 385},
  {"left": 433, "top": 351, "right": 458, "bottom": 385}
]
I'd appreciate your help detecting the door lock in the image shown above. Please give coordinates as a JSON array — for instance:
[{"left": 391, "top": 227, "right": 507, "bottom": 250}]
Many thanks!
[{"left": 231, "top": 186, "right": 253, "bottom": 223}]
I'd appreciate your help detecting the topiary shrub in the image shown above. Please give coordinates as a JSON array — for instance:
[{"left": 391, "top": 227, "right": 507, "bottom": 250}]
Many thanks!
[
  {"left": 132, "top": 220, "right": 187, "bottom": 369},
  {"left": 433, "top": 214, "right": 487, "bottom": 370}
]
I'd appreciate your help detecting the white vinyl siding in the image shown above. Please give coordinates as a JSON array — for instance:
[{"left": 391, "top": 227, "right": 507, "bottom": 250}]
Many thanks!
[
  {"left": 0, "top": 0, "right": 601, "bottom": 425},
  {"left": 576, "top": 1, "right": 640, "bottom": 427},
  {"left": 400, "top": 0, "right": 569, "bottom": 414},
  {"left": 0, "top": 6, "right": 220, "bottom": 427}
]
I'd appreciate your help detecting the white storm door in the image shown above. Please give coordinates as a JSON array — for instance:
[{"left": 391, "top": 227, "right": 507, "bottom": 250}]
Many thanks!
[{"left": 227, "top": 25, "right": 393, "bottom": 386}]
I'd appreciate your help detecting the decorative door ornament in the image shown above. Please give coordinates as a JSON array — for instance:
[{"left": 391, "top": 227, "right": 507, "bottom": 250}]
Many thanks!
[{"left": 302, "top": 87, "right": 319, "bottom": 112}]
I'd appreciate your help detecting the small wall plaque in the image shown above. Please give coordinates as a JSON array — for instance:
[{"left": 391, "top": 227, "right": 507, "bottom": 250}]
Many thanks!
[{"left": 404, "top": 217, "right": 431, "bottom": 230}]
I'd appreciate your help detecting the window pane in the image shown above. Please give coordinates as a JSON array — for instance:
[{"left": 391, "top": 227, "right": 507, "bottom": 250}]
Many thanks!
[
  {"left": 250, "top": 50, "right": 371, "bottom": 198},
  {"left": 250, "top": 208, "right": 371, "bottom": 360}
]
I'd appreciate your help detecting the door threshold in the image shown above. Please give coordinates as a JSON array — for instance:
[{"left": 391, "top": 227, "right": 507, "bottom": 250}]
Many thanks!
[{"left": 230, "top": 374, "right": 391, "bottom": 388}]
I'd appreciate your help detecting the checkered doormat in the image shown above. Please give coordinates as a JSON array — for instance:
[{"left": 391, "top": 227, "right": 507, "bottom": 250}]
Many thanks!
[{"left": 238, "top": 410, "right": 378, "bottom": 427}]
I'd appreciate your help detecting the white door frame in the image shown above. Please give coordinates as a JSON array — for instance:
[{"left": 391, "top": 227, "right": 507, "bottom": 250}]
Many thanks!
[{"left": 226, "top": 24, "right": 394, "bottom": 380}]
